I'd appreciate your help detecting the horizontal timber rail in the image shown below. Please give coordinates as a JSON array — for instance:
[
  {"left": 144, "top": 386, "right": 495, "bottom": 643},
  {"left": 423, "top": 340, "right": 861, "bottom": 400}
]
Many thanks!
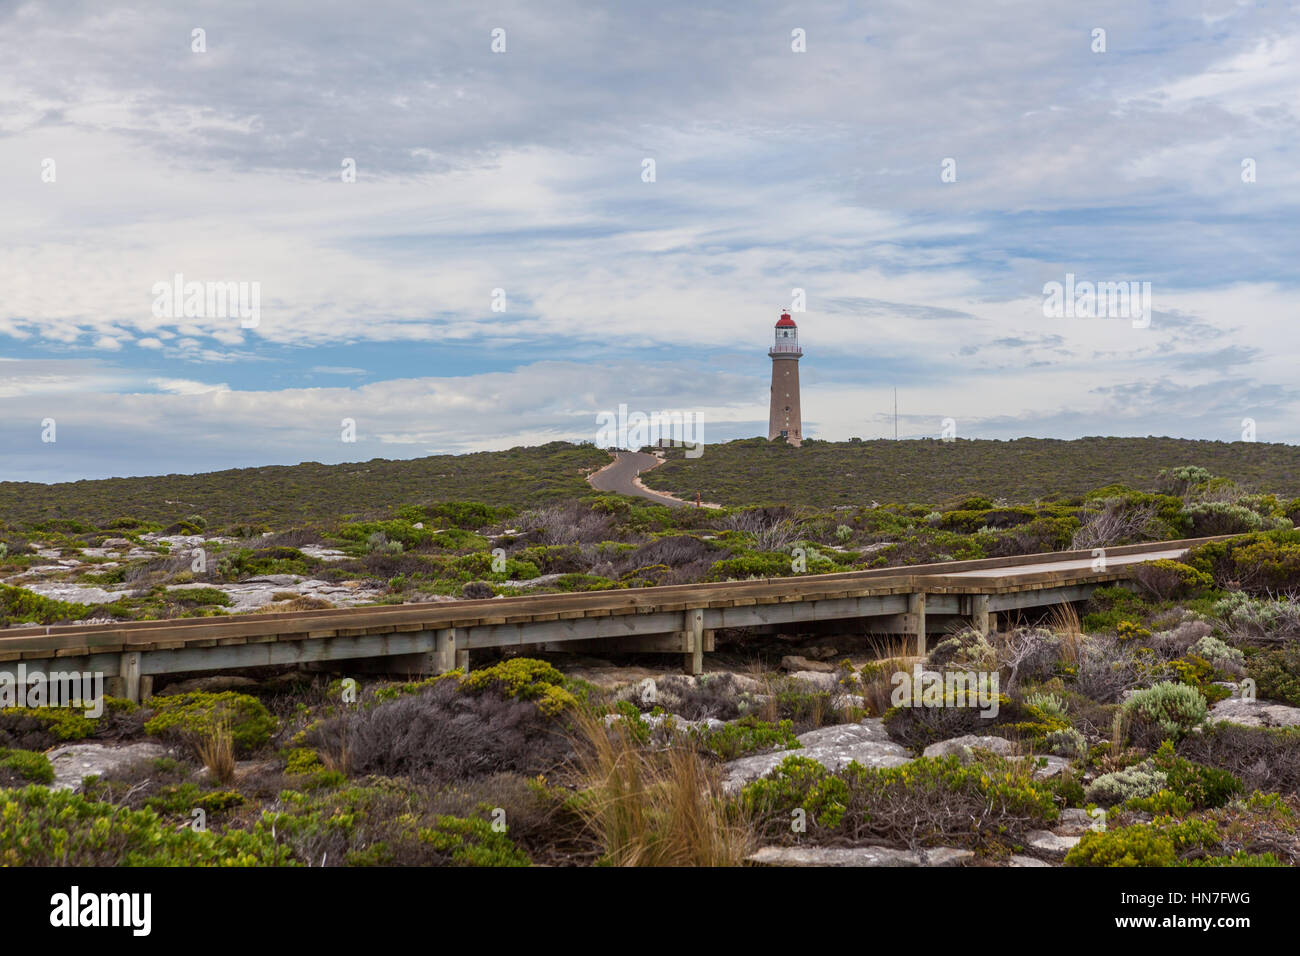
[{"left": 0, "top": 536, "right": 1227, "bottom": 702}]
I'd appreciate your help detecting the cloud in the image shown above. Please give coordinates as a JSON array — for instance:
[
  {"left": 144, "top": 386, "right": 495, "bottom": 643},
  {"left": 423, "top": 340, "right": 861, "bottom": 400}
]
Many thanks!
[{"left": 1, "top": 1, "right": 1299, "bottom": 480}]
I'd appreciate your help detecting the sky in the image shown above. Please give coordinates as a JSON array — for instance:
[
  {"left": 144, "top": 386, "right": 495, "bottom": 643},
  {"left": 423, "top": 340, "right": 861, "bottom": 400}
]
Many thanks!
[{"left": 2, "top": 0, "right": 1298, "bottom": 483}]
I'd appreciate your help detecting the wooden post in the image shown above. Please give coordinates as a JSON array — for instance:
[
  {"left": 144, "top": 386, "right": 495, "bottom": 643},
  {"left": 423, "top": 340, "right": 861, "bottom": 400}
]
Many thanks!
[
  {"left": 684, "top": 608, "right": 704, "bottom": 676},
  {"left": 455, "top": 639, "right": 470, "bottom": 674},
  {"left": 907, "top": 592, "right": 927, "bottom": 657},
  {"left": 971, "top": 594, "right": 990, "bottom": 637},
  {"left": 119, "top": 651, "right": 142, "bottom": 704},
  {"left": 435, "top": 628, "right": 457, "bottom": 674}
]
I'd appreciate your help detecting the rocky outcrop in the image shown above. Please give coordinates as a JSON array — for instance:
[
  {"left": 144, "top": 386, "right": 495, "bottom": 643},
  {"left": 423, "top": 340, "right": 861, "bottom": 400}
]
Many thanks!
[
  {"left": 785, "top": 670, "right": 843, "bottom": 692},
  {"left": 1024, "top": 829, "right": 1081, "bottom": 860},
  {"left": 747, "top": 845, "right": 973, "bottom": 867},
  {"left": 1209, "top": 697, "right": 1300, "bottom": 729},
  {"left": 722, "top": 719, "right": 912, "bottom": 793},
  {"left": 922, "top": 734, "right": 1014, "bottom": 760},
  {"left": 780, "top": 656, "right": 836, "bottom": 674},
  {"left": 46, "top": 742, "right": 171, "bottom": 792}
]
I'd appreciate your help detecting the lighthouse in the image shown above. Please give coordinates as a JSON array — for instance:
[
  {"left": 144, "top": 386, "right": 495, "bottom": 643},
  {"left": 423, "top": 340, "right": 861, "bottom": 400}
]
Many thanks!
[{"left": 768, "top": 311, "right": 803, "bottom": 446}]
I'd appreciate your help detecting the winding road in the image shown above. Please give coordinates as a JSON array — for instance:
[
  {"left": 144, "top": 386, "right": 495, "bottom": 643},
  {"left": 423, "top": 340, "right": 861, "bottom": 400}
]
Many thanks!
[{"left": 587, "top": 451, "right": 687, "bottom": 507}]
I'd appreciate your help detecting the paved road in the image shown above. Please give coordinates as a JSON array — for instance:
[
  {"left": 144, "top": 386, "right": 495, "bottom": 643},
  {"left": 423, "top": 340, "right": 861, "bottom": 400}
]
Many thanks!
[
  {"left": 951, "top": 548, "right": 1189, "bottom": 578},
  {"left": 588, "top": 451, "right": 686, "bottom": 508}
]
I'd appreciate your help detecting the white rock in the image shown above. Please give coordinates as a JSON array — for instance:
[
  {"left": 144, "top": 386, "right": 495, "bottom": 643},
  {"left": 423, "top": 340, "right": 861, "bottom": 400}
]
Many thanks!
[
  {"left": 1209, "top": 697, "right": 1300, "bottom": 729},
  {"left": 747, "top": 845, "right": 972, "bottom": 867},
  {"left": 1026, "top": 755, "right": 1074, "bottom": 779},
  {"left": 722, "top": 719, "right": 913, "bottom": 793},
  {"left": 787, "top": 670, "right": 842, "bottom": 692},
  {"left": 10, "top": 583, "right": 138, "bottom": 605},
  {"left": 1024, "top": 830, "right": 1081, "bottom": 859},
  {"left": 1056, "top": 808, "right": 1096, "bottom": 835},
  {"left": 46, "top": 742, "right": 171, "bottom": 792},
  {"left": 922, "top": 734, "right": 1014, "bottom": 760},
  {"left": 298, "top": 545, "right": 349, "bottom": 562}
]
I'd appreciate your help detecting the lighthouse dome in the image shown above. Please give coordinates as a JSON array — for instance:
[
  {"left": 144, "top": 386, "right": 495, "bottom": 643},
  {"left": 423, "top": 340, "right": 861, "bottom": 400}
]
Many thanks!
[{"left": 775, "top": 313, "right": 797, "bottom": 328}]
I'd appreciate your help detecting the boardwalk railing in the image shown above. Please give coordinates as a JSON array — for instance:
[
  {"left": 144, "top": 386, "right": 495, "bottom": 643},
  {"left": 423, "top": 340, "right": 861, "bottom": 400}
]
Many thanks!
[{"left": 0, "top": 536, "right": 1224, "bottom": 701}]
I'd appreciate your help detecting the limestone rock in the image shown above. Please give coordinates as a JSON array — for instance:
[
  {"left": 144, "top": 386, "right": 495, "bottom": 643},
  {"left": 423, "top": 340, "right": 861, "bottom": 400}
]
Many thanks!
[
  {"left": 787, "top": 670, "right": 842, "bottom": 692},
  {"left": 723, "top": 719, "right": 912, "bottom": 793},
  {"left": 156, "top": 674, "right": 259, "bottom": 695},
  {"left": 1209, "top": 697, "right": 1300, "bottom": 729},
  {"left": 747, "top": 845, "right": 972, "bottom": 867},
  {"left": 1027, "top": 755, "right": 1074, "bottom": 779},
  {"left": 1056, "top": 808, "right": 1098, "bottom": 835},
  {"left": 1024, "top": 830, "right": 1081, "bottom": 859},
  {"left": 922, "top": 734, "right": 1014, "bottom": 760},
  {"left": 46, "top": 742, "right": 171, "bottom": 792},
  {"left": 781, "top": 656, "right": 836, "bottom": 674}
]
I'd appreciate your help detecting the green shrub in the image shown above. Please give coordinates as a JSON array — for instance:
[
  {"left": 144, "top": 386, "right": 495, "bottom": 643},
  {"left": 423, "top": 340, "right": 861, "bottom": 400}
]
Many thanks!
[
  {"left": 882, "top": 687, "right": 1014, "bottom": 750},
  {"left": 0, "top": 786, "right": 293, "bottom": 866},
  {"left": 0, "top": 705, "right": 97, "bottom": 743},
  {"left": 424, "top": 501, "right": 516, "bottom": 530},
  {"left": 263, "top": 784, "right": 530, "bottom": 867},
  {"left": 1025, "top": 692, "right": 1068, "bottom": 720},
  {"left": 1186, "top": 530, "right": 1300, "bottom": 593},
  {"left": 1065, "top": 817, "right": 1221, "bottom": 867},
  {"left": 418, "top": 815, "right": 531, "bottom": 867},
  {"left": 707, "top": 551, "right": 793, "bottom": 580},
  {"left": 1045, "top": 727, "right": 1088, "bottom": 759},
  {"left": 284, "top": 747, "right": 324, "bottom": 774},
  {"left": 166, "top": 586, "right": 233, "bottom": 607},
  {"left": 1184, "top": 502, "right": 1267, "bottom": 536},
  {"left": 143, "top": 783, "right": 245, "bottom": 816},
  {"left": 1188, "top": 635, "right": 1245, "bottom": 672},
  {"left": 1150, "top": 743, "right": 1241, "bottom": 809},
  {"left": 144, "top": 691, "right": 277, "bottom": 755},
  {"left": 1133, "top": 560, "right": 1214, "bottom": 600},
  {"left": 1248, "top": 645, "right": 1300, "bottom": 707},
  {"left": 459, "top": 658, "right": 575, "bottom": 715},
  {"left": 1086, "top": 763, "right": 1169, "bottom": 807},
  {"left": 1088, "top": 743, "right": 1240, "bottom": 811},
  {"left": 1120, "top": 681, "right": 1207, "bottom": 743},
  {"left": 1168, "top": 654, "right": 1233, "bottom": 704},
  {"left": 1083, "top": 585, "right": 1153, "bottom": 633},
  {"left": 340, "top": 520, "right": 435, "bottom": 550},
  {"left": 740, "top": 753, "right": 1058, "bottom": 851},
  {"left": 0, "top": 748, "right": 54, "bottom": 785},
  {"left": 0, "top": 584, "right": 91, "bottom": 627},
  {"left": 217, "top": 546, "right": 317, "bottom": 578},
  {"left": 697, "top": 717, "right": 800, "bottom": 761}
]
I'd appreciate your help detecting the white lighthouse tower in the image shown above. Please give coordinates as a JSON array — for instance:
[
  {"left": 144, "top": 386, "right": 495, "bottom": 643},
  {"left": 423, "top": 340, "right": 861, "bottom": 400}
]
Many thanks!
[{"left": 767, "top": 311, "right": 802, "bottom": 446}]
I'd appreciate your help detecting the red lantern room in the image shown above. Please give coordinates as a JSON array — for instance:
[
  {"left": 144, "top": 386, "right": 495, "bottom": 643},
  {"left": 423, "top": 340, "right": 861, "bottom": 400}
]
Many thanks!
[{"left": 771, "top": 312, "right": 801, "bottom": 355}]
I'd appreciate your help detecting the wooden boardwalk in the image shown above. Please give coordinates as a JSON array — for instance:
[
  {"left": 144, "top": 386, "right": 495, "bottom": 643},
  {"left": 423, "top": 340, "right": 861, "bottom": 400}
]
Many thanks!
[{"left": 0, "top": 537, "right": 1222, "bottom": 701}]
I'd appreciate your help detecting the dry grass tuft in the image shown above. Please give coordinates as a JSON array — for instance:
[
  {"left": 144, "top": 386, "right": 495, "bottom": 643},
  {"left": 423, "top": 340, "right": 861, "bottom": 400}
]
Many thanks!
[
  {"left": 568, "top": 709, "right": 754, "bottom": 866},
  {"left": 1046, "top": 601, "right": 1086, "bottom": 664},
  {"left": 197, "top": 722, "right": 237, "bottom": 785}
]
